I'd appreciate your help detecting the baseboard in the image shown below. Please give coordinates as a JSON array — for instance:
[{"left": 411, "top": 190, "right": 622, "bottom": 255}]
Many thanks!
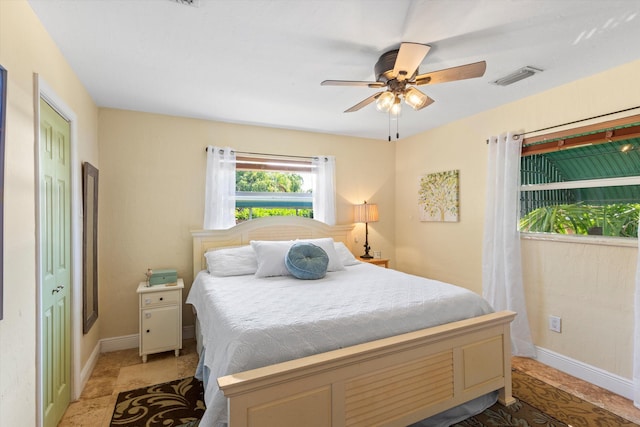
[
  {"left": 100, "top": 333, "right": 139, "bottom": 353},
  {"left": 77, "top": 341, "right": 101, "bottom": 398},
  {"left": 85, "top": 335, "right": 634, "bottom": 401},
  {"left": 534, "top": 346, "right": 633, "bottom": 400},
  {"left": 75, "top": 325, "right": 196, "bottom": 397},
  {"left": 183, "top": 324, "right": 195, "bottom": 340},
  {"left": 99, "top": 325, "right": 196, "bottom": 353}
]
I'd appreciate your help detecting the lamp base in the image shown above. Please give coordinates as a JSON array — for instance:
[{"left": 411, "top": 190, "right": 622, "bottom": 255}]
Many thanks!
[{"left": 360, "top": 254, "right": 373, "bottom": 259}]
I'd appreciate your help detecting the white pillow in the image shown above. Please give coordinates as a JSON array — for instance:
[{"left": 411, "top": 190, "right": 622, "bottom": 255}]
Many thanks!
[
  {"left": 251, "top": 238, "right": 345, "bottom": 278},
  {"left": 250, "top": 240, "right": 295, "bottom": 277},
  {"left": 205, "top": 245, "right": 257, "bottom": 277},
  {"left": 296, "top": 238, "right": 344, "bottom": 272},
  {"left": 334, "top": 241, "right": 360, "bottom": 266}
]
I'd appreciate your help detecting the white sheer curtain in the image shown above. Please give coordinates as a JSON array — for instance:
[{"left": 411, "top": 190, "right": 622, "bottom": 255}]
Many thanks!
[
  {"left": 203, "top": 146, "right": 236, "bottom": 230},
  {"left": 634, "top": 219, "right": 640, "bottom": 408},
  {"left": 311, "top": 155, "right": 336, "bottom": 225},
  {"left": 482, "top": 132, "right": 536, "bottom": 357}
]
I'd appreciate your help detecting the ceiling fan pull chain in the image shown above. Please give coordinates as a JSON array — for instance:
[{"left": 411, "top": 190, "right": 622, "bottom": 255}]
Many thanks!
[
  {"left": 396, "top": 115, "right": 400, "bottom": 140},
  {"left": 388, "top": 111, "right": 392, "bottom": 142}
]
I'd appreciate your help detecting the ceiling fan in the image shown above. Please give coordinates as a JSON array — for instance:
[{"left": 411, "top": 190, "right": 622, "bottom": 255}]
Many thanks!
[{"left": 321, "top": 42, "right": 486, "bottom": 115}]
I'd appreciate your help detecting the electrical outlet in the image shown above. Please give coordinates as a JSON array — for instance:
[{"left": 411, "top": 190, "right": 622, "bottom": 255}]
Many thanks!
[{"left": 549, "top": 315, "right": 562, "bottom": 333}]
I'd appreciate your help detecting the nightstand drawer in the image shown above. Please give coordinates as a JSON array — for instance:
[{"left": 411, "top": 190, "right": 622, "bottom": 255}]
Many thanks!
[{"left": 140, "top": 290, "right": 180, "bottom": 308}]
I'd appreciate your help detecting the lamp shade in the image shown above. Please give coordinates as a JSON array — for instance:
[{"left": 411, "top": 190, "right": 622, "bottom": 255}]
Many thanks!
[
  {"left": 404, "top": 87, "right": 431, "bottom": 110},
  {"left": 389, "top": 96, "right": 402, "bottom": 116},
  {"left": 375, "top": 91, "right": 394, "bottom": 112},
  {"left": 353, "top": 202, "right": 379, "bottom": 223}
]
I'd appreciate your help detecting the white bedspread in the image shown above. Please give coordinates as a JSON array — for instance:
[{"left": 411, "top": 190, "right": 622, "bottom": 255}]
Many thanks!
[{"left": 186, "top": 262, "right": 494, "bottom": 427}]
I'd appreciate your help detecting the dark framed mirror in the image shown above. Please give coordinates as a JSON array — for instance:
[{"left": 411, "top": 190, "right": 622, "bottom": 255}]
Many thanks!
[
  {"left": 83, "top": 162, "right": 98, "bottom": 333},
  {"left": 0, "top": 65, "right": 7, "bottom": 321}
]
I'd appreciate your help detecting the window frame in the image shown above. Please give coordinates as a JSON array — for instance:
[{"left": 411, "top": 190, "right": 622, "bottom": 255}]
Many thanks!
[
  {"left": 519, "top": 114, "right": 640, "bottom": 246},
  {"left": 234, "top": 154, "right": 314, "bottom": 221}
]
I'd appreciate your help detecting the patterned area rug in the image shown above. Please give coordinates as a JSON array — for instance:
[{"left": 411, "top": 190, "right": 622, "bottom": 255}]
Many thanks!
[
  {"left": 455, "top": 369, "right": 638, "bottom": 427},
  {"left": 110, "top": 377, "right": 205, "bottom": 427},
  {"left": 110, "top": 371, "right": 637, "bottom": 427}
]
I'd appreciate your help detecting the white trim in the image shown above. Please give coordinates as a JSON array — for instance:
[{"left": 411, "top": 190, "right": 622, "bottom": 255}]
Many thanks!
[
  {"left": 76, "top": 326, "right": 195, "bottom": 398},
  {"left": 34, "top": 74, "right": 42, "bottom": 427},
  {"left": 79, "top": 342, "right": 101, "bottom": 393},
  {"left": 35, "top": 75, "right": 82, "bottom": 426},
  {"left": 81, "top": 336, "right": 634, "bottom": 404},
  {"left": 534, "top": 346, "right": 634, "bottom": 400},
  {"left": 521, "top": 232, "right": 638, "bottom": 247},
  {"left": 100, "top": 334, "right": 139, "bottom": 353},
  {"left": 521, "top": 175, "right": 640, "bottom": 192},
  {"left": 183, "top": 324, "right": 195, "bottom": 340}
]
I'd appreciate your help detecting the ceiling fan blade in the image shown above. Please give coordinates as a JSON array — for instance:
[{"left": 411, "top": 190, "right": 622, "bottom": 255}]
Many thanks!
[
  {"left": 321, "top": 80, "right": 386, "bottom": 88},
  {"left": 413, "top": 61, "right": 487, "bottom": 86},
  {"left": 344, "top": 92, "right": 383, "bottom": 113},
  {"left": 392, "top": 43, "right": 431, "bottom": 81}
]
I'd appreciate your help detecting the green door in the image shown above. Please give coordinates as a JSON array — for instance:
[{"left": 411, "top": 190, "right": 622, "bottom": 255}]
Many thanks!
[{"left": 39, "top": 98, "right": 71, "bottom": 427}]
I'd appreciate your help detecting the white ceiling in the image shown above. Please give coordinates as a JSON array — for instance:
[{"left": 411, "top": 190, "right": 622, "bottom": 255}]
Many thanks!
[{"left": 27, "top": 0, "right": 640, "bottom": 141}]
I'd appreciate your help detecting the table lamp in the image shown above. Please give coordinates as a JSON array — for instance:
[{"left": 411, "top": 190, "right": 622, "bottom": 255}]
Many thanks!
[{"left": 353, "top": 201, "right": 379, "bottom": 259}]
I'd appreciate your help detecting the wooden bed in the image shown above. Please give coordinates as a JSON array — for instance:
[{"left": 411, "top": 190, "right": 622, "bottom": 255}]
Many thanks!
[{"left": 191, "top": 216, "right": 515, "bottom": 427}]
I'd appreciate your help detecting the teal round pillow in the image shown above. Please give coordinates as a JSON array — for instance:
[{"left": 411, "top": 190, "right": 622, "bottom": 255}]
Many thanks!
[{"left": 285, "top": 242, "right": 329, "bottom": 280}]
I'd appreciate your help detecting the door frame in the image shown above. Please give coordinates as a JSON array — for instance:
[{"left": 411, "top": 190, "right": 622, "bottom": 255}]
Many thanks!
[{"left": 34, "top": 74, "right": 83, "bottom": 425}]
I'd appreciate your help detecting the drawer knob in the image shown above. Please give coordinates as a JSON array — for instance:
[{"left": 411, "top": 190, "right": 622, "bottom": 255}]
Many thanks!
[
  {"left": 159, "top": 297, "right": 164, "bottom": 301},
  {"left": 145, "top": 313, "right": 151, "bottom": 319},
  {"left": 146, "top": 329, "right": 150, "bottom": 333}
]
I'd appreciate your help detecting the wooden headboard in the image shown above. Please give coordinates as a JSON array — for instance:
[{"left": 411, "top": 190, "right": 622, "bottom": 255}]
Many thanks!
[{"left": 191, "top": 216, "right": 355, "bottom": 278}]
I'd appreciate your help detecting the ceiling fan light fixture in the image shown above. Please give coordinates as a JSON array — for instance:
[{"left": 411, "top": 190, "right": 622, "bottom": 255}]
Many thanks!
[
  {"left": 404, "top": 87, "right": 429, "bottom": 110},
  {"left": 493, "top": 66, "right": 543, "bottom": 86},
  {"left": 376, "top": 91, "right": 395, "bottom": 112}
]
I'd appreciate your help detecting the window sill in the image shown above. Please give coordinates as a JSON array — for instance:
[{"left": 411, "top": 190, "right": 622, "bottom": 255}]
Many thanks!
[{"left": 520, "top": 232, "right": 638, "bottom": 248}]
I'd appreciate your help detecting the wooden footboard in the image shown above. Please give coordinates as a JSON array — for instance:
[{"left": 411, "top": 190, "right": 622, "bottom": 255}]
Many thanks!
[{"left": 218, "top": 310, "right": 516, "bottom": 427}]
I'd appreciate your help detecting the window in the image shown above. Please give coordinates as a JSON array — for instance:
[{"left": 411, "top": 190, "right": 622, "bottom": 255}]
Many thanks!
[
  {"left": 235, "top": 155, "right": 313, "bottom": 222},
  {"left": 519, "top": 117, "right": 640, "bottom": 238},
  {"left": 204, "top": 147, "right": 336, "bottom": 229}
]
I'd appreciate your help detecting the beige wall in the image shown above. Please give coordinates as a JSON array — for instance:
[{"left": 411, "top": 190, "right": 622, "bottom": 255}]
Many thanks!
[
  {"left": 0, "top": 0, "right": 100, "bottom": 425},
  {"left": 394, "top": 59, "right": 640, "bottom": 379},
  {"left": 97, "top": 109, "right": 395, "bottom": 338},
  {"left": 522, "top": 238, "right": 635, "bottom": 376},
  {"left": 2, "top": 2, "right": 639, "bottom": 423}
]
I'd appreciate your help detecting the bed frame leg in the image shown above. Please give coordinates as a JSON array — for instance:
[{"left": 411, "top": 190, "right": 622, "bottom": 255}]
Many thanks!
[
  {"left": 498, "top": 362, "right": 516, "bottom": 407},
  {"left": 498, "top": 388, "right": 516, "bottom": 406}
]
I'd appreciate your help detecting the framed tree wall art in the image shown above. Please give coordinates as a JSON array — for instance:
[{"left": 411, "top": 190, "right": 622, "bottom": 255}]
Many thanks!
[{"left": 418, "top": 169, "right": 459, "bottom": 222}]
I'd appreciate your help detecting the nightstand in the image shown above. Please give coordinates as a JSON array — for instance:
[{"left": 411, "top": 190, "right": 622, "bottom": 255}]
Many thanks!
[
  {"left": 361, "top": 258, "right": 389, "bottom": 268},
  {"left": 137, "top": 278, "right": 184, "bottom": 363}
]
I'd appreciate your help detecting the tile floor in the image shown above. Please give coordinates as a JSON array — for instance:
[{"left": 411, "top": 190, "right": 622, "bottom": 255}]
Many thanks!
[
  {"left": 59, "top": 343, "right": 640, "bottom": 426},
  {"left": 512, "top": 356, "right": 640, "bottom": 425},
  {"left": 58, "top": 339, "right": 199, "bottom": 427}
]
